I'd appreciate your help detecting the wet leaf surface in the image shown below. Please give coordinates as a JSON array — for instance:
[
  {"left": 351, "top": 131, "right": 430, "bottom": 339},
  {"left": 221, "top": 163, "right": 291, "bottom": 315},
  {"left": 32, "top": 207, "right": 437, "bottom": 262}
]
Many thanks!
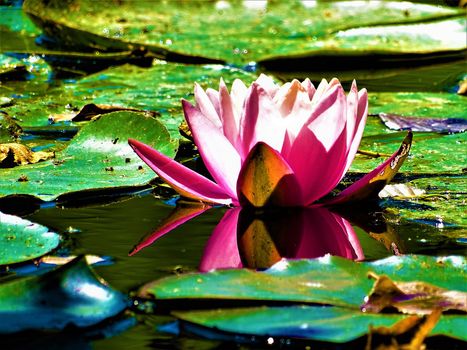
[
  {"left": 0, "top": 256, "right": 127, "bottom": 333},
  {"left": 22, "top": 0, "right": 464, "bottom": 65},
  {"left": 368, "top": 92, "right": 467, "bottom": 121},
  {"left": 173, "top": 305, "right": 465, "bottom": 344},
  {"left": 1, "top": 62, "right": 258, "bottom": 139},
  {"left": 0, "top": 211, "right": 60, "bottom": 265},
  {"left": 137, "top": 255, "right": 466, "bottom": 308},
  {"left": 0, "top": 111, "right": 176, "bottom": 201}
]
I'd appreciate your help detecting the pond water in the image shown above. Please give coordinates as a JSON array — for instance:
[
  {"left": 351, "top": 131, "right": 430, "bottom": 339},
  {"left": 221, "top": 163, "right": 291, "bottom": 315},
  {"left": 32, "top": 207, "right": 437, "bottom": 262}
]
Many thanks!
[{"left": 1, "top": 1, "right": 466, "bottom": 349}]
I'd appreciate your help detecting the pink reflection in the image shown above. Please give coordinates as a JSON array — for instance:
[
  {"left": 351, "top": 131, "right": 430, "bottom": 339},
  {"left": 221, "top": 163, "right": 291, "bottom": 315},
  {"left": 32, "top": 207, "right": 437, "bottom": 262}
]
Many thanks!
[
  {"left": 130, "top": 204, "right": 363, "bottom": 271},
  {"left": 201, "top": 206, "right": 363, "bottom": 271}
]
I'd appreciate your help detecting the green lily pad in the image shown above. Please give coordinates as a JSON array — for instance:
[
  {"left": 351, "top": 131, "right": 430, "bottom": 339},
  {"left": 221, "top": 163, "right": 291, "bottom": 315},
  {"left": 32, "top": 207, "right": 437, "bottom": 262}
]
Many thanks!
[
  {"left": 384, "top": 176, "right": 467, "bottom": 228},
  {"left": 0, "top": 5, "right": 41, "bottom": 36},
  {"left": 0, "top": 211, "right": 60, "bottom": 265},
  {"left": 137, "top": 255, "right": 466, "bottom": 308},
  {"left": 174, "top": 305, "right": 466, "bottom": 343},
  {"left": 0, "top": 255, "right": 127, "bottom": 333},
  {"left": 2, "top": 62, "right": 258, "bottom": 138},
  {"left": 353, "top": 131, "right": 466, "bottom": 174},
  {"left": 22, "top": 0, "right": 463, "bottom": 65},
  {"left": 368, "top": 92, "right": 467, "bottom": 120},
  {"left": 351, "top": 91, "right": 467, "bottom": 175},
  {"left": 0, "top": 111, "right": 176, "bottom": 201},
  {"left": 260, "top": 17, "right": 466, "bottom": 68}
]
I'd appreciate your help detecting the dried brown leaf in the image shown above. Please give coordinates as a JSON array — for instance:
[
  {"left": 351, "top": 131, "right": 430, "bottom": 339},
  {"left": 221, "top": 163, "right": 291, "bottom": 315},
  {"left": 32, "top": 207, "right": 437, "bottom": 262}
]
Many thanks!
[
  {"left": 0, "top": 143, "right": 54, "bottom": 168},
  {"left": 366, "top": 309, "right": 442, "bottom": 350},
  {"left": 362, "top": 273, "right": 467, "bottom": 315}
]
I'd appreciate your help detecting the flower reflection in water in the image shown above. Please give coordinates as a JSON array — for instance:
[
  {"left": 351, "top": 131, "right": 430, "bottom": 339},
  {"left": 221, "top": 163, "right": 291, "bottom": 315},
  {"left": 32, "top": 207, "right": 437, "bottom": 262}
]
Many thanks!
[
  {"left": 200, "top": 206, "right": 363, "bottom": 271},
  {"left": 131, "top": 204, "right": 371, "bottom": 271}
]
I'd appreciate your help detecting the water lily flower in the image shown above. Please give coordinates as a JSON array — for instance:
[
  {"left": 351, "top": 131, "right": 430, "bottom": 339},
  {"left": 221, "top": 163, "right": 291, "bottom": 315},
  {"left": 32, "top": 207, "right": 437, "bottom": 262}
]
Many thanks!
[{"left": 129, "top": 75, "right": 410, "bottom": 207}]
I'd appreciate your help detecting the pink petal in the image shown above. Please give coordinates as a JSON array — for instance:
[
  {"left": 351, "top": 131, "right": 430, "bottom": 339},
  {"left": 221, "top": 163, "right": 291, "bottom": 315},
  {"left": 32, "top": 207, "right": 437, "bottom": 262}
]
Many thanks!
[
  {"left": 183, "top": 100, "right": 241, "bottom": 199},
  {"left": 343, "top": 86, "right": 368, "bottom": 172},
  {"left": 219, "top": 78, "right": 240, "bottom": 148},
  {"left": 205, "top": 88, "right": 220, "bottom": 117},
  {"left": 128, "top": 138, "right": 232, "bottom": 205},
  {"left": 286, "top": 86, "right": 349, "bottom": 205},
  {"left": 239, "top": 83, "right": 286, "bottom": 159},
  {"left": 324, "top": 132, "right": 413, "bottom": 206},
  {"left": 199, "top": 208, "right": 242, "bottom": 272},
  {"left": 255, "top": 73, "right": 279, "bottom": 98},
  {"left": 230, "top": 78, "right": 248, "bottom": 117},
  {"left": 301, "top": 78, "right": 316, "bottom": 100},
  {"left": 129, "top": 204, "right": 210, "bottom": 256},
  {"left": 273, "top": 80, "right": 311, "bottom": 122},
  {"left": 194, "top": 83, "right": 222, "bottom": 130}
]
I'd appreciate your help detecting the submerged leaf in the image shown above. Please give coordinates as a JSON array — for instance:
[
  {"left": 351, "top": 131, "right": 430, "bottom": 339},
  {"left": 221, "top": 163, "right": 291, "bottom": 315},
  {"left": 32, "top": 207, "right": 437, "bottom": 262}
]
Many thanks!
[
  {"left": 0, "top": 211, "right": 60, "bottom": 265},
  {"left": 379, "top": 113, "right": 467, "bottom": 133},
  {"left": 0, "top": 143, "right": 54, "bottom": 167},
  {"left": 0, "top": 256, "right": 127, "bottom": 333},
  {"left": 362, "top": 273, "right": 467, "bottom": 315}
]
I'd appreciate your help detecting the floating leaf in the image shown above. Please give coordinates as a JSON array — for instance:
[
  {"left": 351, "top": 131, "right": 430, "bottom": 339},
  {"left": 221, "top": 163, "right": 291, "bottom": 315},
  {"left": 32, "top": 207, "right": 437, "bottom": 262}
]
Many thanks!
[
  {"left": 50, "top": 103, "right": 157, "bottom": 124},
  {"left": 0, "top": 211, "right": 60, "bottom": 265},
  {"left": 0, "top": 111, "right": 22, "bottom": 143},
  {"left": 379, "top": 184, "right": 426, "bottom": 199},
  {"left": 172, "top": 305, "right": 466, "bottom": 344},
  {"left": 0, "top": 142, "right": 54, "bottom": 167},
  {"left": 2, "top": 62, "right": 257, "bottom": 139},
  {"left": 368, "top": 92, "right": 467, "bottom": 120},
  {"left": 379, "top": 113, "right": 467, "bottom": 133},
  {"left": 0, "top": 111, "right": 176, "bottom": 201},
  {"left": 260, "top": 17, "right": 466, "bottom": 70},
  {"left": 0, "top": 256, "right": 127, "bottom": 333},
  {"left": 22, "top": 0, "right": 463, "bottom": 65},
  {"left": 137, "top": 255, "right": 466, "bottom": 309},
  {"left": 383, "top": 176, "right": 467, "bottom": 228},
  {"left": 362, "top": 273, "right": 467, "bottom": 315}
]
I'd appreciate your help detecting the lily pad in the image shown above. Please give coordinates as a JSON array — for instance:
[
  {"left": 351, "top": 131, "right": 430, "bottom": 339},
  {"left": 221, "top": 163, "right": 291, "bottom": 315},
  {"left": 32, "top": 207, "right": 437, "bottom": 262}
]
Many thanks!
[
  {"left": 2, "top": 62, "right": 258, "bottom": 139},
  {"left": 368, "top": 92, "right": 467, "bottom": 119},
  {"left": 0, "top": 255, "right": 127, "bottom": 333},
  {"left": 0, "top": 211, "right": 60, "bottom": 265},
  {"left": 383, "top": 176, "right": 467, "bottom": 228},
  {"left": 260, "top": 17, "right": 466, "bottom": 68},
  {"left": 353, "top": 131, "right": 466, "bottom": 174},
  {"left": 137, "top": 255, "right": 466, "bottom": 308},
  {"left": 22, "top": 0, "right": 464, "bottom": 65},
  {"left": 173, "top": 305, "right": 466, "bottom": 344},
  {"left": 351, "top": 92, "right": 467, "bottom": 174},
  {"left": 0, "top": 111, "right": 176, "bottom": 201}
]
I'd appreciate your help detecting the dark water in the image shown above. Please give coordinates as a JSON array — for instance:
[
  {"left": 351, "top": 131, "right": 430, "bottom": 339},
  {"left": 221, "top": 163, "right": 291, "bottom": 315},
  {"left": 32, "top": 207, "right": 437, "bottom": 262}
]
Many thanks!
[{"left": 0, "top": 193, "right": 454, "bottom": 349}]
